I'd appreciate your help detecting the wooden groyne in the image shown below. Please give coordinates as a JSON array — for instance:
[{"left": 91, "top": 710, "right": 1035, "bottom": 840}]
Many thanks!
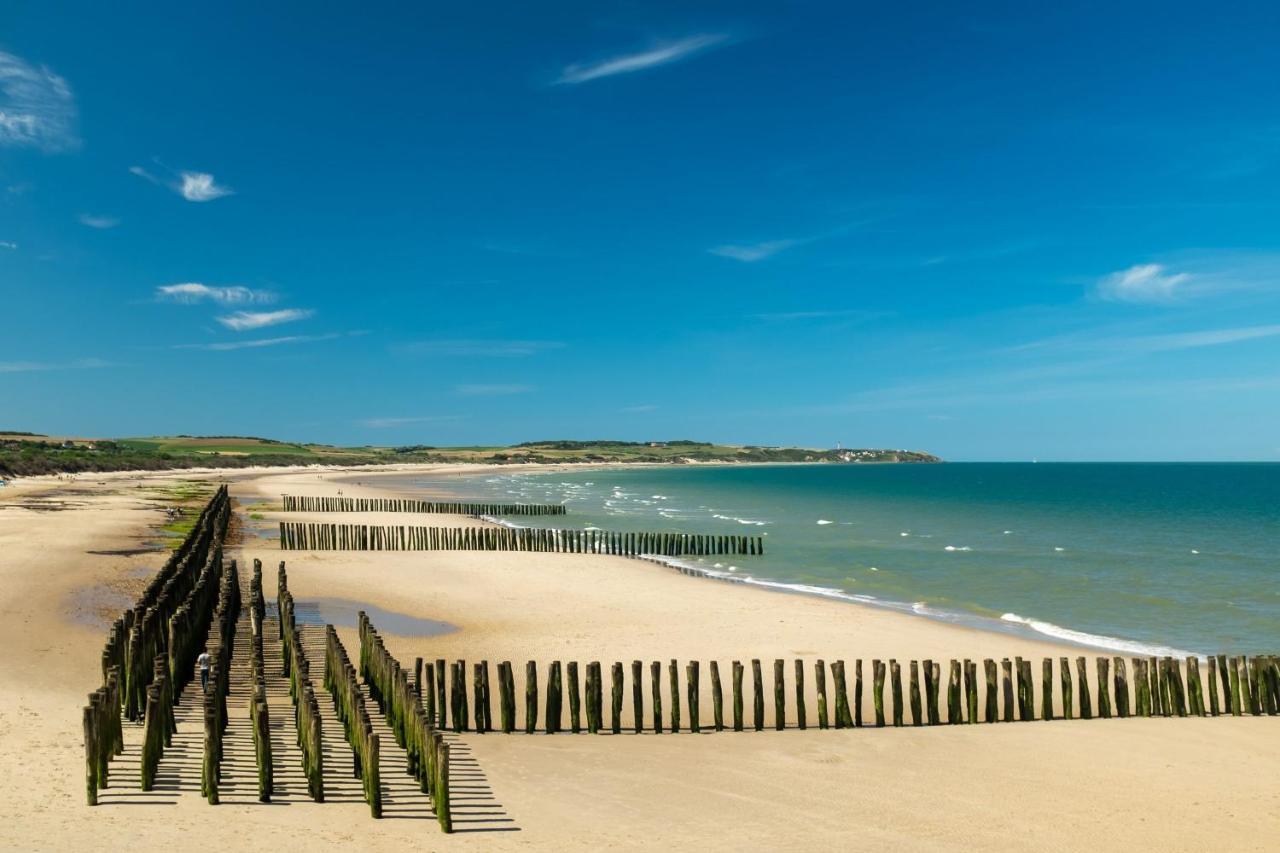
[
  {"left": 84, "top": 486, "right": 231, "bottom": 805},
  {"left": 279, "top": 521, "right": 764, "bottom": 556},
  {"left": 282, "top": 495, "right": 565, "bottom": 515},
  {"left": 408, "top": 653, "right": 1279, "bottom": 735}
]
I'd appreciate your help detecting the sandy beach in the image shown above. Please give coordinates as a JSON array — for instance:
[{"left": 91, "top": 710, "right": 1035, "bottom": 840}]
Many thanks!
[{"left": 0, "top": 464, "right": 1276, "bottom": 851}]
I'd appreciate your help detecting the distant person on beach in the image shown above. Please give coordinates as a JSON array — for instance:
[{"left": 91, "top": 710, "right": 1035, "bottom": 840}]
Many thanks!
[{"left": 197, "top": 650, "right": 211, "bottom": 692}]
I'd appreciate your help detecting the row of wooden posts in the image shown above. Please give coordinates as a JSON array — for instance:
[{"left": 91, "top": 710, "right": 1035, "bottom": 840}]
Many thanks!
[
  {"left": 85, "top": 487, "right": 232, "bottom": 804},
  {"left": 200, "top": 558, "right": 240, "bottom": 803},
  {"left": 278, "top": 563, "right": 325, "bottom": 802},
  {"left": 248, "top": 559, "right": 273, "bottom": 802},
  {"left": 279, "top": 521, "right": 764, "bottom": 557},
  {"left": 407, "top": 653, "right": 1280, "bottom": 734},
  {"left": 359, "top": 612, "right": 453, "bottom": 832},
  {"left": 282, "top": 494, "right": 566, "bottom": 515},
  {"left": 323, "top": 625, "right": 382, "bottom": 817}
]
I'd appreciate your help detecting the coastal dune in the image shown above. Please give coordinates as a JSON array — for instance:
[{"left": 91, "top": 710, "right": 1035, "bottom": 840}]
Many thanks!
[{"left": 0, "top": 466, "right": 1275, "bottom": 851}]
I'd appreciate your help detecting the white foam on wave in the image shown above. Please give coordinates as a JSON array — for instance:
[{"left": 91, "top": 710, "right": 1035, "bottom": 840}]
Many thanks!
[
  {"left": 1053, "top": 547, "right": 1065, "bottom": 552},
  {"left": 817, "top": 519, "right": 833, "bottom": 525},
  {"left": 712, "top": 513, "right": 768, "bottom": 526},
  {"left": 999, "top": 613, "right": 1195, "bottom": 657},
  {"left": 943, "top": 545, "right": 972, "bottom": 552},
  {"left": 900, "top": 532, "right": 909, "bottom": 537}
]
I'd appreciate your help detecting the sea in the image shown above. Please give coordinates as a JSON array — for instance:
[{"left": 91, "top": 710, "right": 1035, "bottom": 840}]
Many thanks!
[{"left": 392, "top": 463, "right": 1278, "bottom": 656}]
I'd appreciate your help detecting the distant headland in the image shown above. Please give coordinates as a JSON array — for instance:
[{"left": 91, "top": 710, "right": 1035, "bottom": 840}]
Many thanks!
[{"left": 0, "top": 433, "right": 941, "bottom": 478}]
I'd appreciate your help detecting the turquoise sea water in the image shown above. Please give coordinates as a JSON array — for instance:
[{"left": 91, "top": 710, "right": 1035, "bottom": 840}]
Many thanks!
[{"left": 403, "top": 464, "right": 1278, "bottom": 655}]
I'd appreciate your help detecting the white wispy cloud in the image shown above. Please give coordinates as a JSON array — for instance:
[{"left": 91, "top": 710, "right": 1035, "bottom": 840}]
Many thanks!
[
  {"left": 216, "top": 309, "right": 313, "bottom": 331},
  {"left": 79, "top": 214, "right": 119, "bottom": 229},
  {"left": 156, "top": 283, "right": 276, "bottom": 304},
  {"left": 0, "top": 240, "right": 16, "bottom": 250},
  {"left": 753, "top": 308, "right": 888, "bottom": 322},
  {"left": 1096, "top": 263, "right": 1192, "bottom": 303},
  {"left": 1123, "top": 324, "right": 1280, "bottom": 353},
  {"left": 179, "top": 171, "right": 233, "bottom": 202},
  {"left": 358, "top": 415, "right": 466, "bottom": 428},
  {"left": 621, "top": 404, "right": 658, "bottom": 413},
  {"left": 555, "top": 34, "right": 728, "bottom": 85},
  {"left": 455, "top": 384, "right": 534, "bottom": 396},
  {"left": 129, "top": 164, "right": 234, "bottom": 202},
  {"left": 709, "top": 239, "right": 799, "bottom": 263},
  {"left": 401, "top": 339, "right": 564, "bottom": 357},
  {"left": 175, "top": 332, "right": 345, "bottom": 351},
  {"left": 0, "top": 51, "right": 78, "bottom": 152},
  {"left": 0, "top": 357, "right": 109, "bottom": 373}
]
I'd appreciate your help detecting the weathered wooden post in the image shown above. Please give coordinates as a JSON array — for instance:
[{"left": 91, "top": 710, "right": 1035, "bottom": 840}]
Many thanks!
[
  {"left": 890, "top": 660, "right": 904, "bottom": 727},
  {"left": 1096, "top": 657, "right": 1112, "bottom": 719},
  {"left": 815, "top": 660, "right": 829, "bottom": 729},
  {"left": 612, "top": 662, "right": 624, "bottom": 734},
  {"left": 854, "top": 660, "right": 865, "bottom": 727},
  {"left": 1001, "top": 659, "right": 1015, "bottom": 722},
  {"left": 774, "top": 659, "right": 786, "bottom": 731},
  {"left": 435, "top": 658, "right": 447, "bottom": 728},
  {"left": 965, "top": 659, "right": 978, "bottom": 724},
  {"left": 1152, "top": 656, "right": 1165, "bottom": 716},
  {"left": 731, "top": 660, "right": 744, "bottom": 732},
  {"left": 633, "top": 660, "right": 645, "bottom": 734},
  {"left": 497, "top": 662, "right": 514, "bottom": 732},
  {"left": 948, "top": 660, "right": 963, "bottom": 724},
  {"left": 567, "top": 662, "right": 581, "bottom": 733},
  {"left": 1014, "top": 657, "right": 1029, "bottom": 721},
  {"left": 687, "top": 662, "right": 700, "bottom": 734},
  {"left": 832, "top": 660, "right": 853, "bottom": 728},
  {"left": 670, "top": 659, "right": 681, "bottom": 733},
  {"left": 794, "top": 659, "right": 807, "bottom": 730},
  {"left": 1076, "top": 657, "right": 1092, "bottom": 720},
  {"left": 652, "top": 661, "right": 664, "bottom": 734},
  {"left": 525, "top": 661, "right": 538, "bottom": 734},
  {"left": 1113, "top": 657, "right": 1129, "bottom": 718},
  {"left": 546, "top": 662, "right": 562, "bottom": 734},
  {"left": 1186, "top": 656, "right": 1205, "bottom": 716},
  {"left": 984, "top": 659, "right": 998, "bottom": 723},
  {"left": 1132, "top": 658, "right": 1149, "bottom": 717},
  {"left": 1207, "top": 656, "right": 1221, "bottom": 716},
  {"left": 909, "top": 661, "right": 923, "bottom": 726},
  {"left": 872, "top": 659, "right": 886, "bottom": 727},
  {"left": 751, "top": 659, "right": 764, "bottom": 731},
  {"left": 923, "top": 658, "right": 938, "bottom": 725},
  {"left": 1041, "top": 658, "right": 1054, "bottom": 721}
]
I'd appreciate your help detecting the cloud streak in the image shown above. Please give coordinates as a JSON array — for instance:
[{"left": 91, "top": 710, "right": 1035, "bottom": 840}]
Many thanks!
[
  {"left": 174, "top": 332, "right": 346, "bottom": 351},
  {"left": 1096, "top": 263, "right": 1191, "bottom": 303},
  {"left": 157, "top": 283, "right": 276, "bottom": 304},
  {"left": 401, "top": 339, "right": 564, "bottom": 357},
  {"left": 555, "top": 34, "right": 728, "bottom": 85},
  {"left": 455, "top": 384, "right": 534, "bottom": 396},
  {"left": 358, "top": 415, "right": 466, "bottom": 428},
  {"left": 79, "top": 214, "right": 119, "bottom": 229},
  {"left": 216, "top": 309, "right": 313, "bottom": 331},
  {"left": 130, "top": 164, "right": 234, "bottom": 202},
  {"left": 709, "top": 239, "right": 800, "bottom": 263},
  {"left": 0, "top": 51, "right": 78, "bottom": 152},
  {"left": 0, "top": 357, "right": 109, "bottom": 373}
]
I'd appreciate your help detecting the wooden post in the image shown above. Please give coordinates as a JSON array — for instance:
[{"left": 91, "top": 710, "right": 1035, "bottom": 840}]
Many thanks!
[
  {"left": 611, "top": 662, "right": 624, "bottom": 734},
  {"left": 1151, "top": 656, "right": 1165, "bottom": 716},
  {"left": 774, "top": 659, "right": 786, "bottom": 731},
  {"left": 1076, "top": 657, "right": 1092, "bottom": 720},
  {"left": 873, "top": 659, "right": 886, "bottom": 727},
  {"left": 890, "top": 660, "right": 904, "bottom": 727},
  {"left": 1096, "top": 657, "right": 1112, "bottom": 719},
  {"left": 1132, "top": 658, "right": 1149, "bottom": 717},
  {"left": 794, "top": 659, "right": 807, "bottom": 730},
  {"left": 1208, "top": 653, "right": 1218, "bottom": 712},
  {"left": 731, "top": 661, "right": 743, "bottom": 732},
  {"left": 652, "top": 661, "right": 664, "bottom": 734},
  {"left": 909, "top": 661, "right": 923, "bottom": 726},
  {"left": 525, "top": 661, "right": 537, "bottom": 734},
  {"left": 435, "top": 658, "right": 447, "bottom": 728},
  {"left": 984, "top": 659, "right": 998, "bottom": 723},
  {"left": 1001, "top": 659, "right": 1014, "bottom": 722},
  {"left": 633, "top": 660, "right": 645, "bottom": 734},
  {"left": 567, "top": 662, "right": 581, "bottom": 733},
  {"left": 751, "top": 659, "right": 764, "bottom": 731},
  {"left": 1186, "top": 656, "right": 1205, "bottom": 716},
  {"left": 965, "top": 659, "right": 978, "bottom": 724},
  {"left": 923, "top": 659, "right": 938, "bottom": 725},
  {"left": 832, "top": 660, "right": 853, "bottom": 728},
  {"left": 1014, "top": 657, "right": 1029, "bottom": 721},
  {"left": 546, "top": 662, "right": 562, "bottom": 734},
  {"left": 687, "top": 662, "right": 700, "bottom": 734},
  {"left": 497, "top": 662, "right": 514, "bottom": 732},
  {"left": 1113, "top": 657, "right": 1129, "bottom": 718},
  {"left": 947, "top": 660, "right": 963, "bottom": 724},
  {"left": 854, "top": 660, "right": 864, "bottom": 728},
  {"left": 670, "top": 659, "right": 681, "bottom": 733},
  {"left": 1041, "top": 658, "right": 1054, "bottom": 721},
  {"left": 815, "top": 660, "right": 829, "bottom": 729}
]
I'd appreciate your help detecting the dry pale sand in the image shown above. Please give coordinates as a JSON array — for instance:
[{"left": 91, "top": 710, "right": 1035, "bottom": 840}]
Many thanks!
[{"left": 0, "top": 465, "right": 1276, "bottom": 852}]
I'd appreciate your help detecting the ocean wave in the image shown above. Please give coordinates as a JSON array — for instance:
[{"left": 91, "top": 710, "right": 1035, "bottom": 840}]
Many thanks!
[
  {"left": 816, "top": 519, "right": 834, "bottom": 525},
  {"left": 943, "top": 545, "right": 972, "bottom": 552},
  {"left": 712, "top": 513, "right": 768, "bottom": 526},
  {"left": 999, "top": 613, "right": 1195, "bottom": 657}
]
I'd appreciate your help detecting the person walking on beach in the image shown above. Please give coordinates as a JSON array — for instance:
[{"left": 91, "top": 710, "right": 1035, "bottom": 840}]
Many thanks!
[{"left": 197, "top": 650, "right": 211, "bottom": 693}]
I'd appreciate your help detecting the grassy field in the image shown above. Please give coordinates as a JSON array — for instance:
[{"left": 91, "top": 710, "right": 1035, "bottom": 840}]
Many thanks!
[{"left": 0, "top": 433, "right": 940, "bottom": 477}]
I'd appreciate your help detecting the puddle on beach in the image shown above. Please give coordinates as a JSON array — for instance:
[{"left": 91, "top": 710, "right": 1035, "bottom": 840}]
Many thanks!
[{"left": 282, "top": 598, "right": 457, "bottom": 637}]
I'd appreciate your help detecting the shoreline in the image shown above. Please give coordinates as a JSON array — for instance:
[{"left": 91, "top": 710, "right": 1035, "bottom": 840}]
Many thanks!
[{"left": 341, "top": 464, "right": 1203, "bottom": 660}]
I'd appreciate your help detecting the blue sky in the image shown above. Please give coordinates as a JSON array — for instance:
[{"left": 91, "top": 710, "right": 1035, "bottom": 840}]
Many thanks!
[{"left": 3, "top": 2, "right": 1280, "bottom": 460}]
